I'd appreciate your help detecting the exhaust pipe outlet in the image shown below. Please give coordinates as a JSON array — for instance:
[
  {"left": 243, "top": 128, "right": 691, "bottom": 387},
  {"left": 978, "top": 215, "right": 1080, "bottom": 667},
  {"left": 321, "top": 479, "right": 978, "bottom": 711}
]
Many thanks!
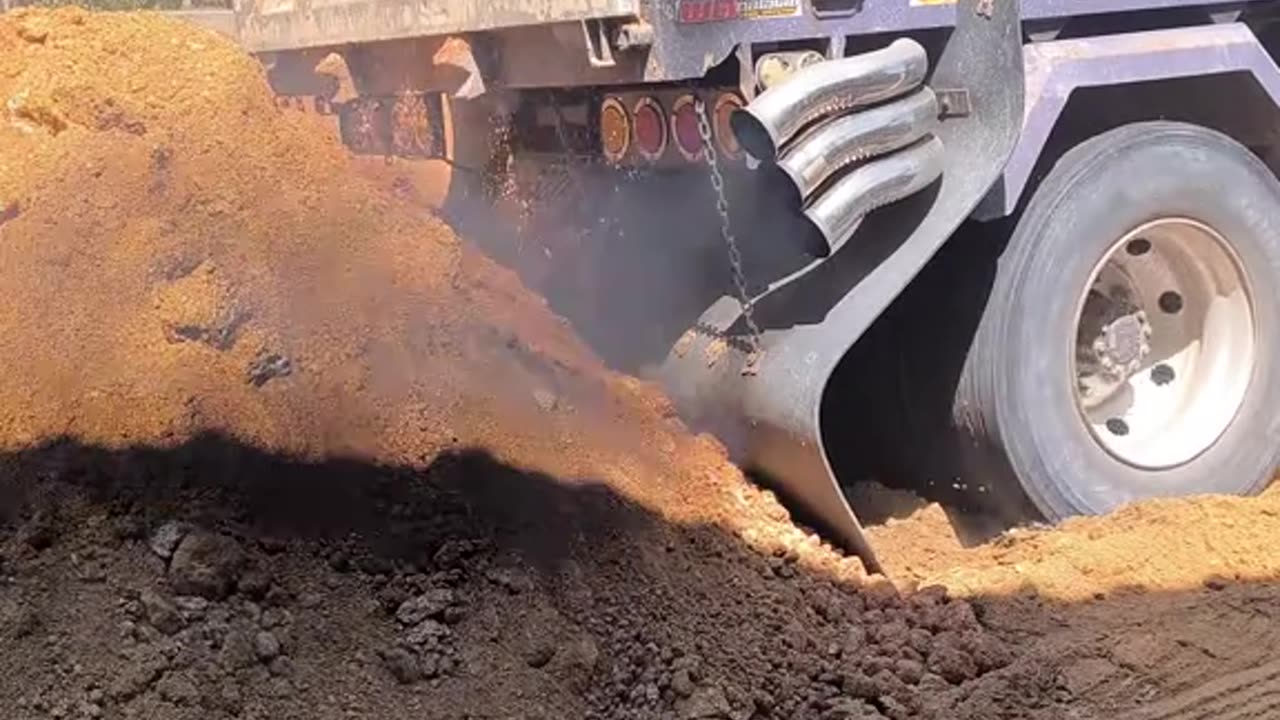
[
  {"left": 730, "top": 38, "right": 928, "bottom": 163},
  {"left": 804, "top": 135, "right": 945, "bottom": 255},
  {"left": 777, "top": 88, "right": 939, "bottom": 202}
]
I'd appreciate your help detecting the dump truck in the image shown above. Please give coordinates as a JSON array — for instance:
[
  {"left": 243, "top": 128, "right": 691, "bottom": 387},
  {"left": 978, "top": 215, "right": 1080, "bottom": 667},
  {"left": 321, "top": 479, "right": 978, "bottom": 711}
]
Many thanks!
[{"left": 159, "top": 0, "right": 1280, "bottom": 570}]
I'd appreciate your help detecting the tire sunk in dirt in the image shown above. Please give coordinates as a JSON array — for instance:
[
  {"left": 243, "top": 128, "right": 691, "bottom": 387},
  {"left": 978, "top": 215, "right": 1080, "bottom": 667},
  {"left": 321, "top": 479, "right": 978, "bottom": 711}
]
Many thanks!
[{"left": 955, "top": 122, "right": 1280, "bottom": 520}]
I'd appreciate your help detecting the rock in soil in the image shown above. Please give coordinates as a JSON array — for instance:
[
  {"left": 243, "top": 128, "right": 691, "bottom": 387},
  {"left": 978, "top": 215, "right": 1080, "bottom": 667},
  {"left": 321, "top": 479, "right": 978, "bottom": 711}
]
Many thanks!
[
  {"left": 167, "top": 531, "right": 244, "bottom": 599},
  {"left": 148, "top": 522, "right": 189, "bottom": 560},
  {"left": 395, "top": 590, "right": 454, "bottom": 626},
  {"left": 404, "top": 619, "right": 449, "bottom": 647}
]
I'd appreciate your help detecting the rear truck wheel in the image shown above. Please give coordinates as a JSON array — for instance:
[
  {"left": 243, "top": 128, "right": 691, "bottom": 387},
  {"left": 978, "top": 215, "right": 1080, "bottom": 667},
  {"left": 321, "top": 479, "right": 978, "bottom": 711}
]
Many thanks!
[{"left": 955, "top": 121, "right": 1280, "bottom": 520}]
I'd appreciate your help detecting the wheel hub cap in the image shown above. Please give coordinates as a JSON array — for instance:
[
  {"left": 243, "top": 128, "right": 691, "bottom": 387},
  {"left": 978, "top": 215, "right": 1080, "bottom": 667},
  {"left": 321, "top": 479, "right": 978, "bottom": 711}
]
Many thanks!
[{"left": 1094, "top": 311, "right": 1151, "bottom": 374}]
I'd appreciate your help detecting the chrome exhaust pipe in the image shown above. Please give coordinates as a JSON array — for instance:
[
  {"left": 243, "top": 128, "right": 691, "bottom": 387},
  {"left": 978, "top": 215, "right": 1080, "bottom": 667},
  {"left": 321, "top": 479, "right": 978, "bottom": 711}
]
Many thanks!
[
  {"left": 804, "top": 135, "right": 945, "bottom": 255},
  {"left": 730, "top": 38, "right": 928, "bottom": 163},
  {"left": 777, "top": 88, "right": 939, "bottom": 202}
]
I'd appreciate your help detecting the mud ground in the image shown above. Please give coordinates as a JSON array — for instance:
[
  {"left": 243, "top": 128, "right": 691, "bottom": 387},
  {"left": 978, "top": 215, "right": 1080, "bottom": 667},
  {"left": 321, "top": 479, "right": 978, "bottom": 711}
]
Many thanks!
[{"left": 0, "top": 9, "right": 1278, "bottom": 720}]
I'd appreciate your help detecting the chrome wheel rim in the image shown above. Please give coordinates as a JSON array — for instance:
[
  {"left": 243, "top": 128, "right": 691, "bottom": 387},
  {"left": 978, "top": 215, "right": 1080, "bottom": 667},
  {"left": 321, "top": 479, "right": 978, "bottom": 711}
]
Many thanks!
[{"left": 1071, "top": 218, "right": 1255, "bottom": 470}]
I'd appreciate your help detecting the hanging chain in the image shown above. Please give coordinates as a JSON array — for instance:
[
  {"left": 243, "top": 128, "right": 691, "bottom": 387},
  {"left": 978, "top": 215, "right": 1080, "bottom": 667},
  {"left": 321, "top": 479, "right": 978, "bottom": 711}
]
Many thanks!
[
  {"left": 548, "top": 93, "right": 590, "bottom": 203},
  {"left": 694, "top": 96, "right": 762, "bottom": 373},
  {"left": 547, "top": 93, "right": 597, "bottom": 252}
]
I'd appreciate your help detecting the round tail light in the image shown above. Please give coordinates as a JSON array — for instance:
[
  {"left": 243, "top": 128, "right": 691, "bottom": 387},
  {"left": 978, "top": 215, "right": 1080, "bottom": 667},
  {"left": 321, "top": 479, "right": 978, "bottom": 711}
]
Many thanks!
[
  {"left": 713, "top": 93, "right": 745, "bottom": 159},
  {"left": 671, "top": 95, "right": 705, "bottom": 161},
  {"left": 599, "top": 97, "right": 631, "bottom": 163},
  {"left": 632, "top": 97, "right": 667, "bottom": 162}
]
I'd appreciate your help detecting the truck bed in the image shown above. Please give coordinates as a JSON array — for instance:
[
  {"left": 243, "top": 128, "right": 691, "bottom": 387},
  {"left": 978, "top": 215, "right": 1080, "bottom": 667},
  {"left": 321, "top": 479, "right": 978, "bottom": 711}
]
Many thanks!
[{"left": 236, "top": 0, "right": 638, "bottom": 52}]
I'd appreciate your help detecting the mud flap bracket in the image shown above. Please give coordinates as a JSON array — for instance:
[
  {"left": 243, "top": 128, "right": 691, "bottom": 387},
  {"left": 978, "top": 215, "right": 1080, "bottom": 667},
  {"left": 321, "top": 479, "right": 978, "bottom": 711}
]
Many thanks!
[{"left": 660, "top": 0, "right": 1025, "bottom": 573}]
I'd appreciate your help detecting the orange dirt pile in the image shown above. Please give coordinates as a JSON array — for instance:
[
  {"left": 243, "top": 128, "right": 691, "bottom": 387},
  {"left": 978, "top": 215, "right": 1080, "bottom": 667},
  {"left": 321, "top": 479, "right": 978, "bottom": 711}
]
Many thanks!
[
  {"left": 861, "top": 484, "right": 1280, "bottom": 718},
  {"left": 0, "top": 7, "right": 846, "bottom": 569},
  {"left": 872, "top": 484, "right": 1280, "bottom": 601}
]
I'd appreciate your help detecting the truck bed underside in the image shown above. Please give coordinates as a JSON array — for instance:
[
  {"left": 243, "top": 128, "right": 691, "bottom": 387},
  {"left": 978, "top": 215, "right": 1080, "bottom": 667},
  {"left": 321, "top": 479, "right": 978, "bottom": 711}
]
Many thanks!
[{"left": 238, "top": 0, "right": 638, "bottom": 53}]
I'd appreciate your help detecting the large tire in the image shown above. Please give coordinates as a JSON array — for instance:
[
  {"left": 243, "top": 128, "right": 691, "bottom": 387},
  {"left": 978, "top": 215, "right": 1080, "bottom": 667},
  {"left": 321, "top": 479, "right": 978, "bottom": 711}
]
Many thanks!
[{"left": 956, "top": 121, "right": 1280, "bottom": 520}]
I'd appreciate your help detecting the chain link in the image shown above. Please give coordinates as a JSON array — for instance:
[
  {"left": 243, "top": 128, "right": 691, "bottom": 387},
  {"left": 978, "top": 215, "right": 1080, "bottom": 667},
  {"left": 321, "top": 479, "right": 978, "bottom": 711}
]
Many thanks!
[
  {"left": 694, "top": 97, "right": 762, "bottom": 373},
  {"left": 547, "top": 93, "right": 600, "bottom": 251},
  {"left": 548, "top": 93, "right": 585, "bottom": 193},
  {"left": 548, "top": 93, "right": 761, "bottom": 373}
]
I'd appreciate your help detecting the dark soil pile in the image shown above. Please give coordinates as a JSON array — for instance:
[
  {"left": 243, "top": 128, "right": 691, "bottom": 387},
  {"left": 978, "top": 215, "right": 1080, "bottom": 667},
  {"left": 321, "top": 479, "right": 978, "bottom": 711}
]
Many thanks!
[{"left": 0, "top": 442, "right": 1063, "bottom": 720}]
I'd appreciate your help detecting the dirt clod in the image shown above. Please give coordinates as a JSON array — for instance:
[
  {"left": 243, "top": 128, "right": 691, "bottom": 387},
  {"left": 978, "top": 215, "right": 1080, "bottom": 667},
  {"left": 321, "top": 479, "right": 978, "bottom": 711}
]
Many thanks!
[
  {"left": 148, "top": 522, "right": 189, "bottom": 560},
  {"left": 677, "top": 685, "right": 731, "bottom": 719},
  {"left": 405, "top": 619, "right": 449, "bottom": 647},
  {"left": 395, "top": 589, "right": 453, "bottom": 626},
  {"left": 168, "top": 531, "right": 243, "bottom": 599},
  {"left": 380, "top": 646, "right": 422, "bottom": 685},
  {"left": 140, "top": 589, "right": 183, "bottom": 636},
  {"left": 217, "top": 630, "right": 258, "bottom": 671},
  {"left": 236, "top": 567, "right": 271, "bottom": 599},
  {"left": 268, "top": 655, "right": 296, "bottom": 677},
  {"left": 255, "top": 630, "right": 282, "bottom": 661},
  {"left": 246, "top": 352, "right": 293, "bottom": 387},
  {"left": 925, "top": 640, "right": 977, "bottom": 684}
]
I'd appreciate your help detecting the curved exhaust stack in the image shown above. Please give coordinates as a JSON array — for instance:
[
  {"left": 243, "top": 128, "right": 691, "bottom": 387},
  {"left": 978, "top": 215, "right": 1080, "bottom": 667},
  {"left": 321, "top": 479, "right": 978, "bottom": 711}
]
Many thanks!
[
  {"left": 730, "top": 38, "right": 928, "bottom": 163},
  {"left": 804, "top": 136, "right": 945, "bottom": 256},
  {"left": 777, "top": 88, "right": 939, "bottom": 202}
]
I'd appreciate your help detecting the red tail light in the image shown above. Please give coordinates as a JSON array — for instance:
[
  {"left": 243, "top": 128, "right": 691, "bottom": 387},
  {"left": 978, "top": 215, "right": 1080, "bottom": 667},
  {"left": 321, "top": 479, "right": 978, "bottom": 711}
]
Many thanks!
[
  {"left": 632, "top": 97, "right": 667, "bottom": 161},
  {"left": 713, "top": 93, "right": 744, "bottom": 159},
  {"left": 671, "top": 95, "right": 704, "bottom": 161}
]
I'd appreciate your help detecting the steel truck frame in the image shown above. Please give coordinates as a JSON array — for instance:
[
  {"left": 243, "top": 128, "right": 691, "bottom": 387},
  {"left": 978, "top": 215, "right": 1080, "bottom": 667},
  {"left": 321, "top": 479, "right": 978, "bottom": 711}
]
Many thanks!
[{"left": 177, "top": 0, "right": 1280, "bottom": 571}]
